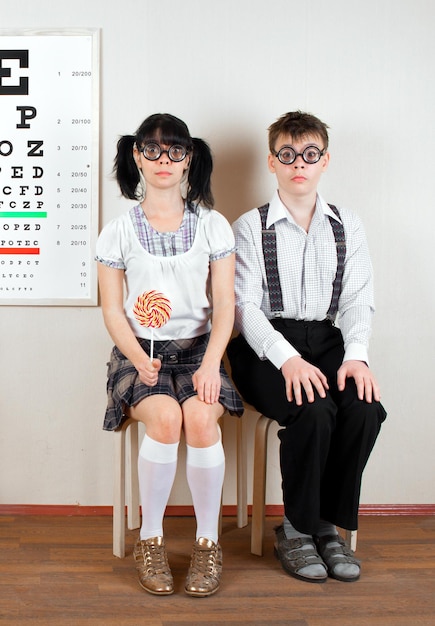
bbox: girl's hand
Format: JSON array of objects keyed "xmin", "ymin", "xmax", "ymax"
[
  {"xmin": 136, "ymin": 357, "xmax": 162, "ymax": 387},
  {"xmin": 192, "ymin": 363, "xmax": 222, "ymax": 405}
]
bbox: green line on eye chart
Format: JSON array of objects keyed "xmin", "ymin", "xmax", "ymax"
[{"xmin": 0, "ymin": 212, "xmax": 48, "ymax": 218}]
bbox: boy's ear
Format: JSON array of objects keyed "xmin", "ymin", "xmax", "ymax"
[
  {"xmin": 321, "ymin": 151, "xmax": 330, "ymax": 171},
  {"xmin": 268, "ymin": 152, "xmax": 276, "ymax": 173}
]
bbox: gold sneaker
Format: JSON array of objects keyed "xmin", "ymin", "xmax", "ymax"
[
  {"xmin": 185, "ymin": 537, "xmax": 223, "ymax": 597},
  {"xmin": 133, "ymin": 536, "xmax": 174, "ymax": 595}
]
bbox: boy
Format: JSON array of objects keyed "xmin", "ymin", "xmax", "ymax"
[{"xmin": 228, "ymin": 111, "xmax": 386, "ymax": 583}]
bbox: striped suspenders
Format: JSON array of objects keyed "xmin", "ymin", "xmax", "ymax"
[{"xmin": 258, "ymin": 203, "xmax": 346, "ymax": 321}]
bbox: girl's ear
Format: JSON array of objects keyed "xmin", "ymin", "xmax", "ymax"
[{"xmin": 133, "ymin": 144, "xmax": 142, "ymax": 169}]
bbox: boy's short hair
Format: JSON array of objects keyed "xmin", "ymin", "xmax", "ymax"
[{"xmin": 268, "ymin": 111, "xmax": 329, "ymax": 153}]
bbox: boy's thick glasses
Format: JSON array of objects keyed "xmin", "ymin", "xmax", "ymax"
[
  {"xmin": 141, "ymin": 142, "xmax": 188, "ymax": 162},
  {"xmin": 273, "ymin": 145, "xmax": 326, "ymax": 165}
]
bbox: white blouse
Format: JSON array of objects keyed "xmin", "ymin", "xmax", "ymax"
[{"xmin": 96, "ymin": 205, "xmax": 235, "ymax": 340}]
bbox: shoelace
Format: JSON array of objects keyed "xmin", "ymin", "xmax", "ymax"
[
  {"xmin": 190, "ymin": 545, "xmax": 217, "ymax": 576},
  {"xmin": 139, "ymin": 542, "xmax": 169, "ymax": 575}
]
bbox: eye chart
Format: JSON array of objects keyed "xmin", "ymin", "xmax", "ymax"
[{"xmin": 0, "ymin": 29, "xmax": 99, "ymax": 305}]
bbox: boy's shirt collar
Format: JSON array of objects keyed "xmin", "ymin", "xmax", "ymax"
[{"xmin": 266, "ymin": 190, "xmax": 342, "ymax": 228}]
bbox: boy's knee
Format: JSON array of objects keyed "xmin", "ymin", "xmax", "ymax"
[
  {"xmin": 357, "ymin": 399, "xmax": 387, "ymax": 431},
  {"xmin": 279, "ymin": 394, "xmax": 337, "ymax": 431}
]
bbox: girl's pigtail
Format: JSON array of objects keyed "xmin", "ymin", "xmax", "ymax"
[
  {"xmin": 113, "ymin": 135, "xmax": 141, "ymax": 199},
  {"xmin": 187, "ymin": 137, "xmax": 214, "ymax": 209}
]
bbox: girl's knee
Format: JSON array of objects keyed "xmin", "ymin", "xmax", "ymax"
[
  {"xmin": 132, "ymin": 399, "xmax": 183, "ymax": 442},
  {"xmin": 155, "ymin": 411, "xmax": 183, "ymax": 441},
  {"xmin": 183, "ymin": 403, "xmax": 222, "ymax": 447}
]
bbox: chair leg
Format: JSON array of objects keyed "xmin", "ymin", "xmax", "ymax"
[
  {"xmin": 126, "ymin": 420, "xmax": 140, "ymax": 530},
  {"xmin": 218, "ymin": 417, "xmax": 225, "ymax": 535},
  {"xmin": 113, "ymin": 417, "xmax": 141, "ymax": 558},
  {"xmin": 218, "ymin": 412, "xmax": 248, "ymax": 533},
  {"xmin": 345, "ymin": 529, "xmax": 358, "ymax": 552},
  {"xmin": 113, "ymin": 423, "xmax": 127, "ymax": 558},
  {"xmin": 236, "ymin": 414, "xmax": 248, "ymax": 528},
  {"xmin": 251, "ymin": 415, "xmax": 273, "ymax": 556}
]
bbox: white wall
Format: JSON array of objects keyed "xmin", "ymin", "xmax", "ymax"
[{"xmin": 1, "ymin": 0, "xmax": 434, "ymax": 509}]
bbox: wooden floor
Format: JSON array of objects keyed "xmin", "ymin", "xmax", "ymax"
[{"xmin": 0, "ymin": 515, "xmax": 434, "ymax": 626}]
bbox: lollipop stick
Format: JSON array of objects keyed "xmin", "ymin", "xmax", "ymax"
[{"xmin": 150, "ymin": 328, "xmax": 154, "ymax": 363}]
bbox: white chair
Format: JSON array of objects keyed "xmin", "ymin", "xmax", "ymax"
[
  {"xmin": 113, "ymin": 413, "xmax": 248, "ymax": 558},
  {"xmin": 250, "ymin": 413, "xmax": 357, "ymax": 556}
]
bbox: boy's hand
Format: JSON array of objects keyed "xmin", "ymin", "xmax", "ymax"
[
  {"xmin": 337, "ymin": 360, "xmax": 380, "ymax": 403},
  {"xmin": 281, "ymin": 356, "xmax": 329, "ymax": 405}
]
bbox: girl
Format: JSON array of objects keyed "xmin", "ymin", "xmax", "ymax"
[{"xmin": 96, "ymin": 113, "xmax": 243, "ymax": 597}]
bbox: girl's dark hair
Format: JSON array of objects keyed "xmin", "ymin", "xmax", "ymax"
[{"xmin": 114, "ymin": 113, "xmax": 214, "ymax": 208}]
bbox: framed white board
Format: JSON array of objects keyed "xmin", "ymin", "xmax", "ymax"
[{"xmin": 0, "ymin": 28, "xmax": 99, "ymax": 305}]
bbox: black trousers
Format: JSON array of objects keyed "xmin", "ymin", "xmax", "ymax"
[{"xmin": 227, "ymin": 319, "xmax": 387, "ymax": 534}]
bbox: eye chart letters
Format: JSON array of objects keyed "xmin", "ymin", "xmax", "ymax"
[{"xmin": 0, "ymin": 29, "xmax": 99, "ymax": 305}]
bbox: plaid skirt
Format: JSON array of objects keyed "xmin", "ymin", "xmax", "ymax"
[{"xmin": 103, "ymin": 333, "xmax": 244, "ymax": 431}]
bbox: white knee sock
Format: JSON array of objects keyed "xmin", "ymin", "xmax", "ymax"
[
  {"xmin": 138, "ymin": 434, "xmax": 179, "ymax": 540},
  {"xmin": 186, "ymin": 439, "xmax": 225, "ymax": 544}
]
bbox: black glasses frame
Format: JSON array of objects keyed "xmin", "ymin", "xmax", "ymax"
[
  {"xmin": 273, "ymin": 145, "xmax": 326, "ymax": 165},
  {"xmin": 141, "ymin": 142, "xmax": 189, "ymax": 162}
]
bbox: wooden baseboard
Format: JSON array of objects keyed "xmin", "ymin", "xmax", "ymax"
[
  {"xmin": 261, "ymin": 504, "xmax": 435, "ymax": 516},
  {"xmin": 0, "ymin": 503, "xmax": 434, "ymax": 517}
]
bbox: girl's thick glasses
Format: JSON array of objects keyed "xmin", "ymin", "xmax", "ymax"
[
  {"xmin": 141, "ymin": 142, "xmax": 188, "ymax": 162},
  {"xmin": 273, "ymin": 145, "xmax": 326, "ymax": 165}
]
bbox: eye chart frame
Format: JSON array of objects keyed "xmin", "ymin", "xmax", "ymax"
[{"xmin": 0, "ymin": 28, "xmax": 99, "ymax": 305}]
